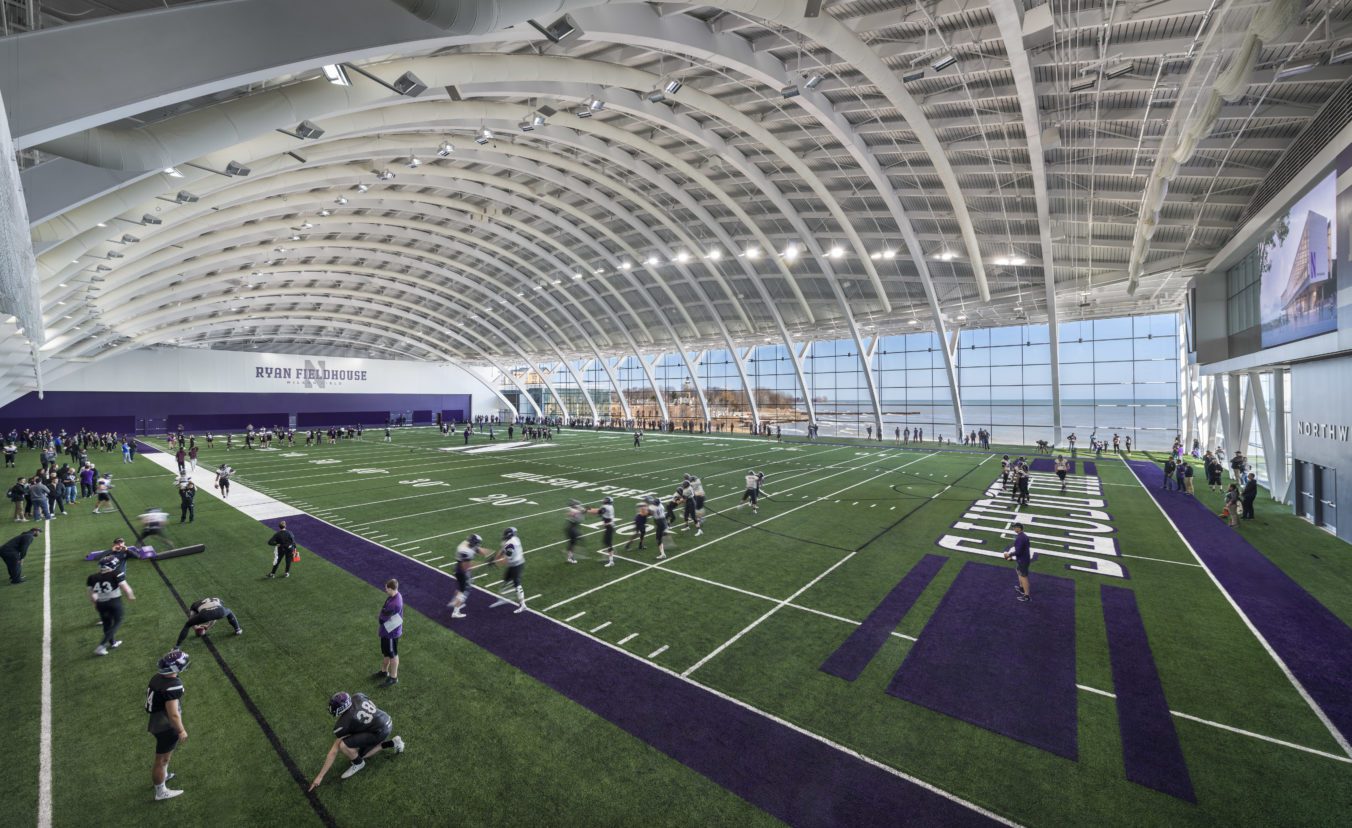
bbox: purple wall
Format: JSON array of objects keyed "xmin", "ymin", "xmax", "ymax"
[{"xmin": 0, "ymin": 391, "xmax": 472, "ymax": 434}]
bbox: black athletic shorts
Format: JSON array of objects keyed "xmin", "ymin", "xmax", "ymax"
[
  {"xmin": 97, "ymin": 493, "xmax": 110, "ymax": 502},
  {"xmin": 152, "ymin": 728, "xmax": 180, "ymax": 754},
  {"xmin": 1056, "ymin": 470, "xmax": 1066, "ymax": 480},
  {"xmin": 743, "ymin": 488, "xmax": 758, "ymax": 503},
  {"xmin": 502, "ymin": 563, "xmax": 523, "ymax": 588},
  {"xmin": 455, "ymin": 567, "xmax": 470, "ymax": 593},
  {"xmin": 1015, "ymin": 556, "xmax": 1030, "ymax": 577},
  {"xmin": 602, "ymin": 523, "xmax": 614, "ymax": 547},
  {"xmin": 343, "ymin": 721, "xmax": 392, "ymax": 756},
  {"xmin": 694, "ymin": 495, "xmax": 705, "ymax": 510},
  {"xmin": 566, "ymin": 524, "xmax": 581, "ymax": 543},
  {"xmin": 380, "ymin": 636, "xmax": 399, "ymax": 658},
  {"xmin": 653, "ymin": 521, "xmax": 667, "ymax": 542}
]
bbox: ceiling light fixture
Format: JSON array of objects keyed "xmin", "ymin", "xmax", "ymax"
[
  {"xmin": 828, "ymin": 246, "xmax": 844, "ymax": 259},
  {"xmin": 745, "ymin": 246, "xmax": 761, "ymax": 259},
  {"xmin": 664, "ymin": 78, "xmax": 683, "ymax": 94},
  {"xmin": 803, "ymin": 73, "xmax": 825, "ymax": 90},
  {"xmin": 163, "ymin": 167, "xmax": 183, "ymax": 178},
  {"xmin": 646, "ymin": 89, "xmax": 667, "ymax": 103},
  {"xmin": 141, "ymin": 214, "xmax": 162, "ymax": 226},
  {"xmin": 589, "ymin": 97, "xmax": 605, "ymax": 112},
  {"xmin": 882, "ymin": 249, "xmax": 895, "ymax": 259},
  {"xmin": 620, "ymin": 261, "xmax": 632, "ymax": 271},
  {"xmin": 518, "ymin": 119, "xmax": 535, "ymax": 132},
  {"xmin": 475, "ymin": 127, "xmax": 494, "ymax": 144},
  {"xmin": 436, "ymin": 140, "xmax": 453, "ymax": 157},
  {"xmin": 335, "ymin": 196, "xmax": 349, "ymax": 205},
  {"xmin": 1274, "ymin": 62, "xmax": 1317, "ymax": 81},
  {"xmin": 779, "ymin": 83, "xmax": 800, "ymax": 98},
  {"xmin": 406, "ymin": 155, "xmax": 422, "ymax": 168},
  {"xmin": 532, "ymin": 112, "xmax": 547, "ymax": 127},
  {"xmin": 1103, "ymin": 61, "xmax": 1134, "ymax": 80},
  {"xmin": 783, "ymin": 243, "xmax": 800, "ymax": 260},
  {"xmin": 932, "ymin": 54, "xmax": 958, "ymax": 72},
  {"xmin": 175, "ymin": 191, "xmax": 199, "ymax": 203},
  {"xmin": 225, "ymin": 160, "xmax": 251, "ymax": 177},
  {"xmin": 527, "ymin": 13, "xmax": 582, "ymax": 45},
  {"xmin": 322, "ymin": 64, "xmax": 350, "ymax": 86},
  {"xmin": 645, "ymin": 255, "xmax": 659, "ymax": 266},
  {"xmin": 934, "ymin": 250, "xmax": 957, "ymax": 261},
  {"xmin": 706, "ymin": 249, "xmax": 721, "ymax": 260},
  {"xmin": 356, "ymin": 183, "xmax": 370, "ymax": 192},
  {"xmin": 675, "ymin": 251, "xmax": 690, "ymax": 263},
  {"xmin": 375, "ymin": 169, "xmax": 395, "ymax": 181},
  {"xmin": 391, "ymin": 71, "xmax": 428, "ymax": 97},
  {"xmin": 1070, "ymin": 76, "xmax": 1098, "ymax": 93}
]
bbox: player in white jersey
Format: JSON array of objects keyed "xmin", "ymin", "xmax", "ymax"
[
  {"xmin": 647, "ymin": 495, "xmax": 668, "ymax": 560},
  {"xmin": 622, "ymin": 499, "xmax": 650, "ymax": 553},
  {"xmin": 489, "ymin": 527, "xmax": 527, "ymax": 613},
  {"xmin": 740, "ymin": 470, "xmax": 765, "ymax": 514},
  {"xmin": 447, "ymin": 534, "xmax": 481, "ymax": 618},
  {"xmin": 689, "ymin": 476, "xmax": 706, "ymax": 536},
  {"xmin": 564, "ymin": 500, "xmax": 585, "ymax": 564},
  {"xmin": 589, "ymin": 497, "xmax": 617, "ymax": 567}
]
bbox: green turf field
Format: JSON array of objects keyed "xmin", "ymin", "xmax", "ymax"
[{"xmin": 4, "ymin": 428, "xmax": 1350, "ymax": 826}]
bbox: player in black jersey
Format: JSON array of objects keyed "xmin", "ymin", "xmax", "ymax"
[
  {"xmin": 623, "ymin": 498, "xmax": 649, "ymax": 552},
  {"xmin": 147, "ymin": 649, "xmax": 189, "ymax": 800},
  {"xmin": 564, "ymin": 500, "xmax": 584, "ymax": 564},
  {"xmin": 89, "ymin": 555, "xmax": 135, "ymax": 655},
  {"xmin": 308, "ymin": 692, "xmax": 404, "ymax": 789},
  {"xmin": 174, "ymin": 596, "xmax": 243, "ymax": 646}
]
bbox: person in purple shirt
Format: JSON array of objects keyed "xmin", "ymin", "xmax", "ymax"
[
  {"xmin": 79, "ymin": 465, "xmax": 96, "ymax": 499},
  {"xmin": 375, "ymin": 579, "xmax": 402, "ymax": 687},
  {"xmin": 1003, "ymin": 522, "xmax": 1034, "ymax": 603}
]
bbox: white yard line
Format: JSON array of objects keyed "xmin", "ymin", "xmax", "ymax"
[
  {"xmin": 565, "ymin": 611, "xmax": 586, "ymax": 622},
  {"xmin": 1074, "ymin": 684, "xmax": 1351, "ymax": 765},
  {"xmin": 590, "ymin": 621, "xmax": 612, "ymax": 633},
  {"xmin": 1124, "ymin": 462, "xmax": 1352, "ymax": 759},
  {"xmin": 647, "ymin": 645, "xmax": 669, "ymax": 659},
  {"xmin": 683, "ymin": 550, "xmax": 860, "ymax": 677},
  {"xmin": 542, "ymin": 453, "xmax": 937, "ymax": 612},
  {"xmin": 618, "ymin": 633, "xmax": 639, "ymax": 646},
  {"xmin": 38, "ymin": 520, "xmax": 53, "ymax": 828},
  {"xmin": 1119, "ymin": 553, "xmax": 1202, "ymax": 568}
]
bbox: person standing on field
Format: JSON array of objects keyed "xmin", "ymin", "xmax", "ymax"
[
  {"xmin": 89, "ymin": 555, "xmax": 135, "ymax": 655},
  {"xmin": 147, "ymin": 649, "xmax": 190, "ymax": 800},
  {"xmin": 1003, "ymin": 523, "xmax": 1033, "ymax": 603},
  {"xmin": 376, "ymin": 579, "xmax": 403, "ymax": 686},
  {"xmin": 266, "ymin": 520, "xmax": 297, "ymax": 578}
]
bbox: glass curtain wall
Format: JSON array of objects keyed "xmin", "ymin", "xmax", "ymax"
[{"xmin": 504, "ymin": 312, "xmax": 1181, "ymax": 446}]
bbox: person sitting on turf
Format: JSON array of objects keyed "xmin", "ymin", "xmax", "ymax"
[
  {"xmin": 308, "ymin": 692, "xmax": 404, "ymax": 790},
  {"xmin": 174, "ymin": 596, "xmax": 243, "ymax": 646}
]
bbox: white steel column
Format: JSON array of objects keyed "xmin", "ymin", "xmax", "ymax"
[{"xmin": 1272, "ymin": 368, "xmax": 1290, "ymax": 503}]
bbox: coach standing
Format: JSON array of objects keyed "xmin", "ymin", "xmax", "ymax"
[
  {"xmin": 1003, "ymin": 523, "xmax": 1033, "ymax": 603},
  {"xmin": 376, "ymin": 579, "xmax": 403, "ymax": 687},
  {"xmin": 0, "ymin": 527, "xmax": 40, "ymax": 584},
  {"xmin": 266, "ymin": 520, "xmax": 297, "ymax": 579}
]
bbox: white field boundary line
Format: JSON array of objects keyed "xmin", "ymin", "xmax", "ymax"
[
  {"xmin": 684, "ymin": 549, "xmax": 860, "ymax": 677},
  {"xmin": 38, "ymin": 519, "xmax": 53, "ymax": 828},
  {"xmin": 488, "ymin": 447, "xmax": 899, "ymax": 572},
  {"xmin": 346, "ymin": 440, "xmax": 798, "ymax": 529},
  {"xmin": 1123, "ymin": 462, "xmax": 1352, "ymax": 759},
  {"xmin": 542, "ymin": 453, "xmax": 938, "ymax": 612},
  {"xmin": 417, "ymin": 444, "xmax": 859, "ymax": 551}
]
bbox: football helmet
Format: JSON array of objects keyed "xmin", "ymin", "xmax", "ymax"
[
  {"xmin": 157, "ymin": 649, "xmax": 190, "ymax": 675},
  {"xmin": 602, "ymin": 496, "xmax": 614, "ymax": 505},
  {"xmin": 467, "ymin": 533, "xmax": 482, "ymax": 548},
  {"xmin": 502, "ymin": 526, "xmax": 517, "ymax": 540},
  {"xmin": 328, "ymin": 692, "xmax": 353, "ymax": 717},
  {"xmin": 97, "ymin": 553, "xmax": 120, "ymax": 572}
]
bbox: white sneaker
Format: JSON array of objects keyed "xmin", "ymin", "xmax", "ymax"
[
  {"xmin": 566, "ymin": 558, "xmax": 577, "ymax": 564},
  {"xmin": 94, "ymin": 645, "xmax": 108, "ymax": 656},
  {"xmin": 112, "ymin": 640, "xmax": 123, "ymax": 649},
  {"xmin": 695, "ymin": 529, "xmax": 703, "ymax": 536},
  {"xmin": 604, "ymin": 560, "xmax": 614, "ymax": 568},
  {"xmin": 656, "ymin": 553, "xmax": 666, "ymax": 560},
  {"xmin": 154, "ymin": 787, "xmax": 184, "ymax": 801},
  {"xmin": 392, "ymin": 735, "xmax": 404, "ymax": 753},
  {"xmin": 340, "ymin": 760, "xmax": 366, "ymax": 779},
  {"xmin": 451, "ymin": 609, "xmax": 465, "ymax": 619},
  {"xmin": 513, "ymin": 604, "xmax": 526, "ymax": 614},
  {"xmin": 490, "ymin": 597, "xmax": 510, "ymax": 608}
]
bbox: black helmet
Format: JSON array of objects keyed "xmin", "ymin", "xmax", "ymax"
[
  {"xmin": 502, "ymin": 526, "xmax": 517, "ymax": 540},
  {"xmin": 467, "ymin": 533, "xmax": 482, "ymax": 547}
]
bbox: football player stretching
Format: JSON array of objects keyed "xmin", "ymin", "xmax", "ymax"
[{"xmin": 308, "ymin": 692, "xmax": 404, "ymax": 789}]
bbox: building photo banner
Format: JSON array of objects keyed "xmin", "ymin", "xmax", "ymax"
[{"xmin": 1258, "ymin": 171, "xmax": 1338, "ymax": 349}]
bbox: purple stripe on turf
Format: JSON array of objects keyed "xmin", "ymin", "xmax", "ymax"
[
  {"xmin": 1101, "ymin": 585, "xmax": 1195, "ymax": 802},
  {"xmin": 1068, "ymin": 461, "xmax": 1076, "ymax": 474},
  {"xmin": 1126, "ymin": 460, "xmax": 1352, "ymax": 751},
  {"xmin": 1029, "ymin": 458, "xmax": 1054, "ymax": 472},
  {"xmin": 887, "ymin": 561, "xmax": 1078, "ymax": 759},
  {"xmin": 820, "ymin": 555, "xmax": 947, "ymax": 681},
  {"xmin": 264, "ymin": 514, "xmax": 1000, "ymax": 827},
  {"xmin": 1083, "ymin": 461, "xmax": 1097, "ymax": 476},
  {"xmin": 134, "ymin": 441, "xmax": 161, "ymax": 454}
]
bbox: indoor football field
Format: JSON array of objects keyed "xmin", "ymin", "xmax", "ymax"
[{"xmin": 3, "ymin": 428, "xmax": 1351, "ymax": 827}]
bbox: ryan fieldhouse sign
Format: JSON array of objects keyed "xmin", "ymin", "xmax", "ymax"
[{"xmin": 255, "ymin": 359, "xmax": 368, "ymax": 388}]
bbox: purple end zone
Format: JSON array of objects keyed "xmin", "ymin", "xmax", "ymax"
[
  {"xmin": 1083, "ymin": 461, "xmax": 1097, "ymax": 476},
  {"xmin": 1030, "ymin": 458, "xmax": 1054, "ymax": 472},
  {"xmin": 1101, "ymin": 585, "xmax": 1195, "ymax": 802},
  {"xmin": 265, "ymin": 514, "xmax": 1001, "ymax": 827},
  {"xmin": 887, "ymin": 561, "xmax": 1079, "ymax": 760},
  {"xmin": 1126, "ymin": 460, "xmax": 1352, "ymax": 753},
  {"xmin": 821, "ymin": 554, "xmax": 946, "ymax": 681},
  {"xmin": 134, "ymin": 440, "xmax": 161, "ymax": 454}
]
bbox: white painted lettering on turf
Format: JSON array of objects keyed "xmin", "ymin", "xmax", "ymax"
[{"xmin": 501, "ymin": 470, "xmax": 654, "ymax": 500}]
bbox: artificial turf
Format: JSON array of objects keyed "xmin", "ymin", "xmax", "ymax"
[{"xmin": 3, "ymin": 428, "xmax": 1350, "ymax": 826}]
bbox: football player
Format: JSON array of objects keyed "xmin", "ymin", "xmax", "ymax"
[
  {"xmin": 1054, "ymin": 455, "xmax": 1070, "ymax": 493},
  {"xmin": 489, "ymin": 527, "xmax": 527, "ymax": 613},
  {"xmin": 564, "ymin": 500, "xmax": 584, "ymax": 564},
  {"xmin": 89, "ymin": 554, "xmax": 135, "ymax": 655},
  {"xmin": 740, "ymin": 470, "xmax": 762, "ymax": 514},
  {"xmin": 689, "ymin": 475, "xmax": 706, "ymax": 536},
  {"xmin": 447, "ymin": 534, "xmax": 481, "ymax": 619},
  {"xmin": 214, "ymin": 463, "xmax": 233, "ymax": 499},
  {"xmin": 174, "ymin": 596, "xmax": 243, "ymax": 646},
  {"xmin": 136, "ymin": 506, "xmax": 172, "ymax": 548},
  {"xmin": 147, "ymin": 649, "xmax": 190, "ymax": 800},
  {"xmin": 623, "ymin": 498, "xmax": 649, "ymax": 552},
  {"xmin": 589, "ymin": 497, "xmax": 617, "ymax": 567},
  {"xmin": 648, "ymin": 495, "xmax": 669, "ymax": 560},
  {"xmin": 308, "ymin": 692, "xmax": 404, "ymax": 789}
]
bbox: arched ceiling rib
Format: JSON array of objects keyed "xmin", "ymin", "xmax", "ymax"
[{"xmin": 7, "ymin": 0, "xmax": 1352, "ymax": 408}]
